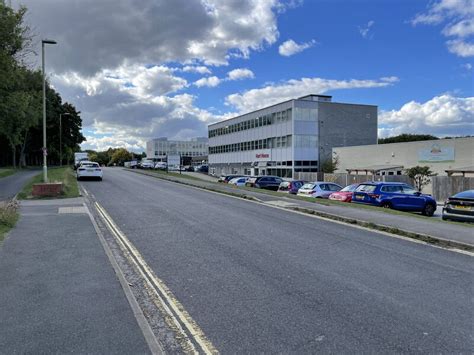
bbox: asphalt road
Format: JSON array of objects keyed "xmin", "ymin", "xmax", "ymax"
[
  {"xmin": 81, "ymin": 168, "xmax": 473, "ymax": 353},
  {"xmin": 0, "ymin": 169, "xmax": 39, "ymax": 201}
]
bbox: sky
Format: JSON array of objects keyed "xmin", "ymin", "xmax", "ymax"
[{"xmin": 12, "ymin": 0, "xmax": 474, "ymax": 152}]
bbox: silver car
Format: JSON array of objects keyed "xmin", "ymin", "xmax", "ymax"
[{"xmin": 297, "ymin": 182, "xmax": 342, "ymax": 198}]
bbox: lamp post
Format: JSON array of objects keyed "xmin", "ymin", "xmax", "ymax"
[
  {"xmin": 59, "ymin": 113, "xmax": 71, "ymax": 167},
  {"xmin": 42, "ymin": 39, "xmax": 57, "ymax": 182}
]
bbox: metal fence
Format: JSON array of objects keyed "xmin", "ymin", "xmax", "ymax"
[{"xmin": 432, "ymin": 176, "xmax": 474, "ymax": 202}]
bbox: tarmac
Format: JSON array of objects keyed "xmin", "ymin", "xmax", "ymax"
[{"xmin": 0, "ymin": 198, "xmax": 152, "ymax": 354}]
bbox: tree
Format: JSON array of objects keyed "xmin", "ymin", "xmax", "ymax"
[
  {"xmin": 378, "ymin": 134, "xmax": 438, "ymax": 144},
  {"xmin": 110, "ymin": 148, "xmax": 132, "ymax": 166},
  {"xmin": 321, "ymin": 152, "xmax": 340, "ymax": 173},
  {"xmin": 405, "ymin": 166, "xmax": 436, "ymax": 192}
]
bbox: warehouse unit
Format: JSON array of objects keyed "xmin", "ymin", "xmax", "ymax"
[{"xmin": 208, "ymin": 95, "xmax": 377, "ymax": 178}]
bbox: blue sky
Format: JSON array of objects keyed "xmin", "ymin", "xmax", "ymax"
[{"xmin": 14, "ymin": 0, "xmax": 473, "ymax": 152}]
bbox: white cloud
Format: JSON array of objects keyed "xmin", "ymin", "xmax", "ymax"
[
  {"xmin": 225, "ymin": 76, "xmax": 399, "ymax": 112},
  {"xmin": 462, "ymin": 63, "xmax": 473, "ymax": 70},
  {"xmin": 194, "ymin": 76, "xmax": 221, "ymax": 87},
  {"xmin": 227, "ymin": 68, "xmax": 255, "ymax": 80},
  {"xmin": 278, "ymin": 39, "xmax": 316, "ymax": 56},
  {"xmin": 359, "ymin": 20, "xmax": 375, "ymax": 39},
  {"xmin": 15, "ymin": 0, "xmax": 282, "ymax": 75},
  {"xmin": 182, "ymin": 65, "xmax": 212, "ymax": 74},
  {"xmin": 411, "ymin": 0, "xmax": 474, "ymax": 57},
  {"xmin": 379, "ymin": 95, "xmax": 474, "ymax": 137}
]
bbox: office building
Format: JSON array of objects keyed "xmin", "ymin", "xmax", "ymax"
[{"xmin": 208, "ymin": 95, "xmax": 377, "ymax": 178}]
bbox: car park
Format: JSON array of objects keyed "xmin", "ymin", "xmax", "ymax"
[
  {"xmin": 278, "ymin": 180, "xmax": 305, "ymax": 194},
  {"xmin": 297, "ymin": 182, "xmax": 342, "ymax": 198},
  {"xmin": 442, "ymin": 190, "xmax": 474, "ymax": 222},
  {"xmin": 329, "ymin": 183, "xmax": 359, "ymax": 202},
  {"xmin": 352, "ymin": 182, "xmax": 437, "ymax": 216},
  {"xmin": 228, "ymin": 176, "xmax": 249, "ymax": 187},
  {"xmin": 245, "ymin": 176, "xmax": 283, "ymax": 191},
  {"xmin": 77, "ymin": 161, "xmax": 103, "ymax": 181}
]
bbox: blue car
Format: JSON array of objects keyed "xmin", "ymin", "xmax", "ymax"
[{"xmin": 352, "ymin": 182, "xmax": 437, "ymax": 216}]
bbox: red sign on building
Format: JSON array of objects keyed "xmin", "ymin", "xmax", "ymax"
[{"xmin": 256, "ymin": 153, "xmax": 270, "ymax": 158}]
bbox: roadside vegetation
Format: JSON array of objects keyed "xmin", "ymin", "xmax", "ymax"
[
  {"xmin": 0, "ymin": 168, "xmax": 17, "ymax": 179},
  {"xmin": 17, "ymin": 167, "xmax": 79, "ymax": 199},
  {"xmin": 0, "ymin": 199, "xmax": 19, "ymax": 242}
]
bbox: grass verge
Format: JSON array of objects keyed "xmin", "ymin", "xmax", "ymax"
[
  {"xmin": 0, "ymin": 200, "xmax": 19, "ymax": 243},
  {"xmin": 17, "ymin": 167, "xmax": 80, "ymax": 199},
  {"xmin": 0, "ymin": 168, "xmax": 17, "ymax": 179}
]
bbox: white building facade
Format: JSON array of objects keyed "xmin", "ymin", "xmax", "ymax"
[
  {"xmin": 146, "ymin": 137, "xmax": 208, "ymax": 161},
  {"xmin": 208, "ymin": 95, "xmax": 377, "ymax": 178}
]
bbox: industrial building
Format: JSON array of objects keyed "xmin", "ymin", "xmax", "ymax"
[
  {"xmin": 146, "ymin": 137, "xmax": 208, "ymax": 162},
  {"xmin": 208, "ymin": 95, "xmax": 377, "ymax": 178},
  {"xmin": 333, "ymin": 137, "xmax": 474, "ymax": 177}
]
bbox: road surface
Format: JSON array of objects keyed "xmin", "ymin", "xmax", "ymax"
[
  {"xmin": 0, "ymin": 169, "xmax": 39, "ymax": 201},
  {"xmin": 80, "ymin": 168, "xmax": 473, "ymax": 353}
]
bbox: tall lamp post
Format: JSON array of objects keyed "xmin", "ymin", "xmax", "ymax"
[
  {"xmin": 42, "ymin": 39, "xmax": 57, "ymax": 182},
  {"xmin": 59, "ymin": 113, "xmax": 71, "ymax": 167}
]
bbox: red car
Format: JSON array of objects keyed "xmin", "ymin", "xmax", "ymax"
[{"xmin": 329, "ymin": 184, "xmax": 359, "ymax": 202}]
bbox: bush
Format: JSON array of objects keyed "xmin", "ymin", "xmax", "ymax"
[{"xmin": 0, "ymin": 199, "xmax": 19, "ymax": 228}]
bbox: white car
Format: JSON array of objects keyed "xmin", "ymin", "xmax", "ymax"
[
  {"xmin": 77, "ymin": 162, "xmax": 103, "ymax": 181},
  {"xmin": 154, "ymin": 162, "xmax": 167, "ymax": 170},
  {"xmin": 228, "ymin": 176, "xmax": 249, "ymax": 187}
]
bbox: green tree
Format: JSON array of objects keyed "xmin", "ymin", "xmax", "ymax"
[
  {"xmin": 405, "ymin": 166, "xmax": 437, "ymax": 192},
  {"xmin": 378, "ymin": 134, "xmax": 438, "ymax": 144},
  {"xmin": 110, "ymin": 148, "xmax": 132, "ymax": 166},
  {"xmin": 321, "ymin": 152, "xmax": 340, "ymax": 173}
]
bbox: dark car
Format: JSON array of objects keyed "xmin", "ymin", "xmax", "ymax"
[
  {"xmin": 352, "ymin": 182, "xmax": 437, "ymax": 216},
  {"xmin": 218, "ymin": 174, "xmax": 244, "ymax": 183},
  {"xmin": 246, "ymin": 176, "xmax": 283, "ymax": 191},
  {"xmin": 442, "ymin": 190, "xmax": 474, "ymax": 222},
  {"xmin": 278, "ymin": 180, "xmax": 305, "ymax": 194}
]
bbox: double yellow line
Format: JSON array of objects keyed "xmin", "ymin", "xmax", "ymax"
[{"xmin": 95, "ymin": 202, "xmax": 217, "ymax": 355}]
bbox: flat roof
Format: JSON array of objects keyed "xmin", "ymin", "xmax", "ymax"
[{"xmin": 346, "ymin": 165, "xmax": 404, "ymax": 173}]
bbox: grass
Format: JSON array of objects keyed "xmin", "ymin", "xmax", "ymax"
[
  {"xmin": 0, "ymin": 168, "xmax": 17, "ymax": 179},
  {"xmin": 17, "ymin": 167, "xmax": 80, "ymax": 200},
  {"xmin": 0, "ymin": 200, "xmax": 19, "ymax": 243},
  {"xmin": 129, "ymin": 168, "xmax": 205, "ymax": 181}
]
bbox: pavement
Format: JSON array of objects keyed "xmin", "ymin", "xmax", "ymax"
[
  {"xmin": 79, "ymin": 168, "xmax": 474, "ymax": 353},
  {"xmin": 0, "ymin": 169, "xmax": 39, "ymax": 201},
  {"xmin": 0, "ymin": 198, "xmax": 151, "ymax": 354},
  {"xmin": 128, "ymin": 169, "xmax": 474, "ymax": 248}
]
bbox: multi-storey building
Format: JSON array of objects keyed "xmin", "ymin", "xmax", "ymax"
[
  {"xmin": 146, "ymin": 137, "xmax": 208, "ymax": 161},
  {"xmin": 208, "ymin": 95, "xmax": 377, "ymax": 178}
]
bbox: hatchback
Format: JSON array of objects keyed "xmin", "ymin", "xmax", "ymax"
[
  {"xmin": 329, "ymin": 184, "xmax": 359, "ymax": 202},
  {"xmin": 352, "ymin": 182, "xmax": 437, "ymax": 216},
  {"xmin": 228, "ymin": 176, "xmax": 249, "ymax": 187},
  {"xmin": 442, "ymin": 190, "xmax": 474, "ymax": 222},
  {"xmin": 297, "ymin": 182, "xmax": 342, "ymax": 198},
  {"xmin": 77, "ymin": 162, "xmax": 103, "ymax": 181},
  {"xmin": 246, "ymin": 176, "xmax": 283, "ymax": 191},
  {"xmin": 278, "ymin": 180, "xmax": 305, "ymax": 194}
]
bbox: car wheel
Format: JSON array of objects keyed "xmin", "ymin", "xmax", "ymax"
[
  {"xmin": 76, "ymin": 176, "xmax": 80, "ymax": 181},
  {"xmin": 98, "ymin": 177, "xmax": 103, "ymax": 181},
  {"xmin": 381, "ymin": 201, "xmax": 392, "ymax": 209},
  {"xmin": 422, "ymin": 203, "xmax": 436, "ymax": 217}
]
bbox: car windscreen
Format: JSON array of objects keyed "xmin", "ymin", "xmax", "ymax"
[
  {"xmin": 341, "ymin": 184, "xmax": 358, "ymax": 192},
  {"xmin": 82, "ymin": 163, "xmax": 98, "ymax": 167},
  {"xmin": 453, "ymin": 190, "xmax": 474, "ymax": 199},
  {"xmin": 301, "ymin": 183, "xmax": 315, "ymax": 189},
  {"xmin": 355, "ymin": 184, "xmax": 376, "ymax": 193}
]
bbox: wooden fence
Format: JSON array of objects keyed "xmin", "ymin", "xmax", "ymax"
[{"xmin": 432, "ymin": 176, "xmax": 474, "ymax": 202}]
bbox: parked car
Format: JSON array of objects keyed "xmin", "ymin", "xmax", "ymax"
[
  {"xmin": 228, "ymin": 176, "xmax": 249, "ymax": 187},
  {"xmin": 154, "ymin": 162, "xmax": 167, "ymax": 170},
  {"xmin": 139, "ymin": 160, "xmax": 154, "ymax": 169},
  {"xmin": 352, "ymin": 182, "xmax": 437, "ymax": 216},
  {"xmin": 218, "ymin": 174, "xmax": 244, "ymax": 183},
  {"xmin": 329, "ymin": 183, "xmax": 359, "ymax": 202},
  {"xmin": 297, "ymin": 182, "xmax": 342, "ymax": 198},
  {"xmin": 194, "ymin": 165, "xmax": 209, "ymax": 173},
  {"xmin": 442, "ymin": 190, "xmax": 474, "ymax": 222},
  {"xmin": 278, "ymin": 180, "xmax": 305, "ymax": 194},
  {"xmin": 77, "ymin": 161, "xmax": 103, "ymax": 181},
  {"xmin": 245, "ymin": 176, "xmax": 283, "ymax": 191}
]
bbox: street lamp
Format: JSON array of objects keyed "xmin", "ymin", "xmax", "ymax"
[
  {"xmin": 42, "ymin": 38, "xmax": 57, "ymax": 182},
  {"xmin": 59, "ymin": 113, "xmax": 71, "ymax": 167}
]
